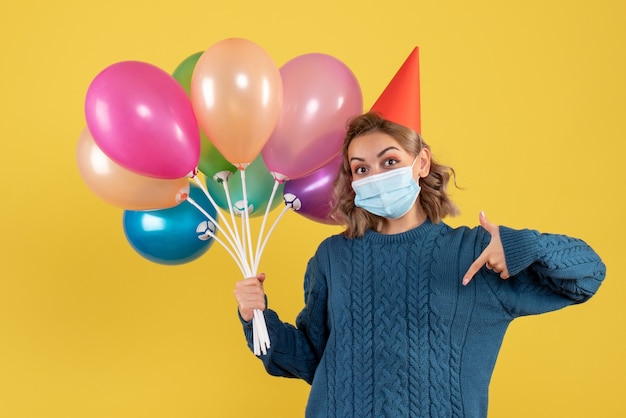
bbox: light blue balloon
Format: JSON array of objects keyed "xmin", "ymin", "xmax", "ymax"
[{"xmin": 123, "ymin": 184, "xmax": 218, "ymax": 265}]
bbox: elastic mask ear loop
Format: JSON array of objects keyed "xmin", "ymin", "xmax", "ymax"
[
  {"xmin": 410, "ymin": 156, "xmax": 419, "ymax": 182},
  {"xmin": 413, "ymin": 133, "xmax": 425, "ymax": 178}
]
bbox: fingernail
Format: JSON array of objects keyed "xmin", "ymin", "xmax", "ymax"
[
  {"xmin": 480, "ymin": 210, "xmax": 486, "ymax": 219},
  {"xmin": 462, "ymin": 277, "xmax": 469, "ymax": 286}
]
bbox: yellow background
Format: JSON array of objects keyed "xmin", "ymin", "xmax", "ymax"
[{"xmin": 1, "ymin": 0, "xmax": 624, "ymax": 417}]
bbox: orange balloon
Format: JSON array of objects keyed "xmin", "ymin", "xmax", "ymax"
[
  {"xmin": 190, "ymin": 38, "xmax": 283, "ymax": 168},
  {"xmin": 76, "ymin": 128, "xmax": 190, "ymax": 210}
]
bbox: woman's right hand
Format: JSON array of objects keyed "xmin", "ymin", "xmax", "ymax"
[{"xmin": 234, "ymin": 273, "xmax": 266, "ymax": 322}]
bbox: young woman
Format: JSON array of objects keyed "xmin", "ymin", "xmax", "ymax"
[{"xmin": 234, "ymin": 111, "xmax": 606, "ymax": 418}]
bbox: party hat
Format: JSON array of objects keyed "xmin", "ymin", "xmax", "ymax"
[{"xmin": 370, "ymin": 47, "xmax": 421, "ymax": 134}]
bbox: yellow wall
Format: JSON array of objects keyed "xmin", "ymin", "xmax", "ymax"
[{"xmin": 1, "ymin": 0, "xmax": 624, "ymax": 416}]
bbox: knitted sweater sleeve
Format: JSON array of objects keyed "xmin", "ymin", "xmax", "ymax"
[
  {"xmin": 481, "ymin": 226, "xmax": 606, "ymax": 317},
  {"xmin": 240, "ymin": 247, "xmax": 329, "ymax": 384}
]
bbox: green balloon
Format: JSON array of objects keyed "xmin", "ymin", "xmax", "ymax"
[
  {"xmin": 172, "ymin": 51, "xmax": 203, "ymax": 96},
  {"xmin": 206, "ymin": 154, "xmax": 284, "ymax": 218},
  {"xmin": 172, "ymin": 52, "xmax": 236, "ymax": 178},
  {"xmin": 198, "ymin": 140, "xmax": 235, "ymax": 179}
]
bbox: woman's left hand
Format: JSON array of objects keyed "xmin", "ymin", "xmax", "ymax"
[{"xmin": 462, "ymin": 211, "xmax": 510, "ymax": 285}]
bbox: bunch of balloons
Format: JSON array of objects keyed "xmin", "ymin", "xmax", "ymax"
[{"xmin": 77, "ymin": 38, "xmax": 363, "ymax": 355}]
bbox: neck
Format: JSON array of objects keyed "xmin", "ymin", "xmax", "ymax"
[{"xmin": 379, "ymin": 204, "xmax": 428, "ymax": 235}]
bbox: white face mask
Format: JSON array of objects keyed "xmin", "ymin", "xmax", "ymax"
[{"xmin": 351, "ymin": 158, "xmax": 421, "ymax": 219}]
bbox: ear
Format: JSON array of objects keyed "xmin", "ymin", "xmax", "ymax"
[{"xmin": 415, "ymin": 147, "xmax": 431, "ymax": 178}]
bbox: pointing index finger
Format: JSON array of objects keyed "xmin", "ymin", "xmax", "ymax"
[{"xmin": 463, "ymin": 251, "xmax": 488, "ymax": 286}]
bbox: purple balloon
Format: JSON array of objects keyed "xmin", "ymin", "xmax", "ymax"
[
  {"xmin": 262, "ymin": 53, "xmax": 362, "ymax": 181},
  {"xmin": 283, "ymin": 153, "xmax": 343, "ymax": 225},
  {"xmin": 85, "ymin": 61, "xmax": 200, "ymax": 179}
]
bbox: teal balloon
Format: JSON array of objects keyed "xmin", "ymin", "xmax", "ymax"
[
  {"xmin": 123, "ymin": 184, "xmax": 218, "ymax": 265},
  {"xmin": 172, "ymin": 52, "xmax": 236, "ymax": 178},
  {"xmin": 206, "ymin": 154, "xmax": 284, "ymax": 218}
]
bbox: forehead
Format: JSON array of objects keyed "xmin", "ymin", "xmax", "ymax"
[{"xmin": 347, "ymin": 131, "xmax": 407, "ymax": 159}]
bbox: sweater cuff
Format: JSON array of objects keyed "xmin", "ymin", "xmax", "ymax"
[
  {"xmin": 499, "ymin": 226, "xmax": 540, "ymax": 276},
  {"xmin": 238, "ymin": 309, "xmax": 254, "ymax": 328},
  {"xmin": 237, "ymin": 295, "xmax": 269, "ymax": 328}
]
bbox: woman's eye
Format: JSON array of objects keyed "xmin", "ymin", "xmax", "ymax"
[
  {"xmin": 384, "ymin": 158, "xmax": 399, "ymax": 167},
  {"xmin": 353, "ymin": 166, "xmax": 367, "ymax": 175}
]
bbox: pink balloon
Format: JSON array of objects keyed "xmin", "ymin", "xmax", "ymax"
[
  {"xmin": 85, "ymin": 61, "xmax": 200, "ymax": 179},
  {"xmin": 283, "ymin": 153, "xmax": 343, "ymax": 225},
  {"xmin": 262, "ymin": 53, "xmax": 363, "ymax": 181}
]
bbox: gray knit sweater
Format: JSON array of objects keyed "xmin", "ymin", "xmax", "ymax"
[{"xmin": 241, "ymin": 220, "xmax": 606, "ymax": 417}]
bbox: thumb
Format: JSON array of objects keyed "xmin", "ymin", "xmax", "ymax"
[
  {"xmin": 479, "ymin": 211, "xmax": 498, "ymax": 235},
  {"xmin": 257, "ymin": 272, "xmax": 266, "ymax": 283}
]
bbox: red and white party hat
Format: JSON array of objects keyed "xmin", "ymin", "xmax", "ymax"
[{"xmin": 370, "ymin": 47, "xmax": 421, "ymax": 134}]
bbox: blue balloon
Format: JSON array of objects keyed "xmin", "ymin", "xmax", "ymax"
[{"xmin": 123, "ymin": 184, "xmax": 218, "ymax": 265}]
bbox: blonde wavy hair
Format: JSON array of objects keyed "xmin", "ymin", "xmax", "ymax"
[{"xmin": 330, "ymin": 111, "xmax": 459, "ymax": 238}]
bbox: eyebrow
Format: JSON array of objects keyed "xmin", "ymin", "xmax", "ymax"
[{"xmin": 349, "ymin": 146, "xmax": 401, "ymax": 163}]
